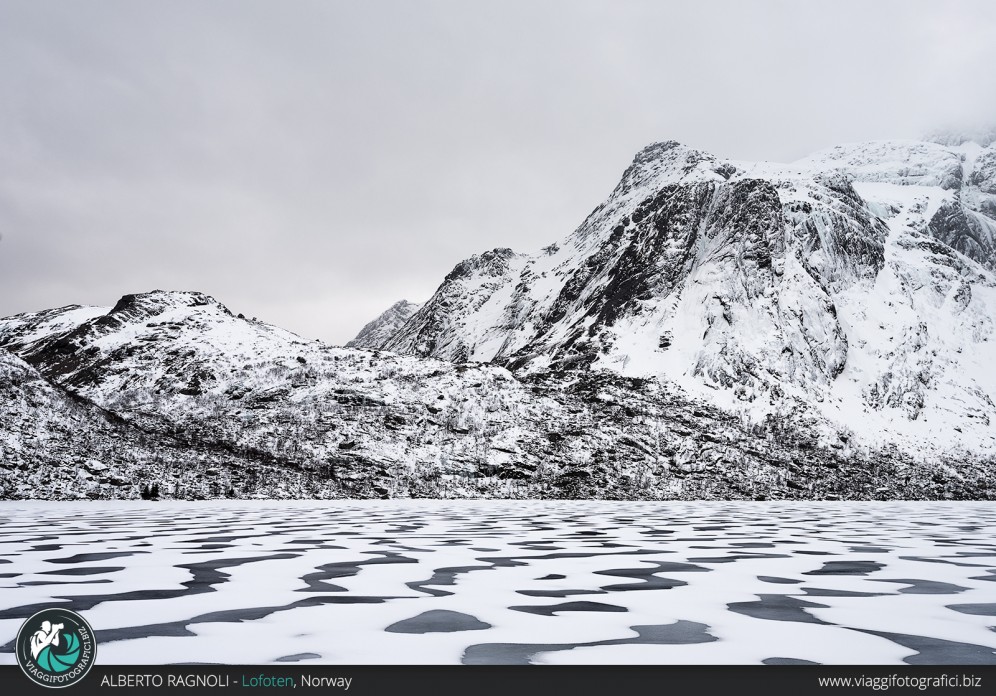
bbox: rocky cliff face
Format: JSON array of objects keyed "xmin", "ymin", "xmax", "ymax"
[{"xmin": 378, "ymin": 136, "xmax": 996, "ymax": 458}]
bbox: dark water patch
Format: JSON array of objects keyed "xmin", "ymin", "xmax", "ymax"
[
  {"xmin": 286, "ymin": 541, "xmax": 348, "ymax": 549},
  {"xmin": 801, "ymin": 587, "xmax": 889, "ymax": 598},
  {"xmin": 516, "ymin": 589, "xmax": 607, "ymax": 598},
  {"xmin": 461, "ymin": 642, "xmax": 563, "ymax": 664},
  {"xmin": 595, "ymin": 562, "xmax": 704, "ymax": 592},
  {"xmin": 46, "ymin": 551, "xmax": 147, "ymax": 564},
  {"xmin": 758, "ymin": 576, "xmax": 802, "ymax": 585},
  {"xmin": 510, "ymin": 601, "xmax": 627, "ymax": 616},
  {"xmin": 854, "ymin": 629, "xmax": 996, "ymax": 665},
  {"xmin": 870, "ymin": 579, "xmax": 970, "ymax": 595},
  {"xmin": 794, "ymin": 551, "xmax": 836, "ymax": 556},
  {"xmin": 19, "ymin": 579, "xmax": 112, "ymax": 587},
  {"xmin": 763, "ymin": 657, "xmax": 820, "ymax": 665},
  {"xmin": 803, "ymin": 561, "xmax": 884, "ymax": 576},
  {"xmin": 970, "ymin": 570, "xmax": 996, "ymax": 582},
  {"xmin": 275, "ymin": 653, "xmax": 321, "ymax": 662},
  {"xmin": 848, "ymin": 547, "xmax": 891, "ymax": 554},
  {"xmin": 184, "ymin": 549, "xmax": 240, "ymax": 555},
  {"xmin": 687, "ymin": 554, "xmax": 790, "ymax": 564},
  {"xmin": 727, "ymin": 595, "xmax": 831, "ymax": 624},
  {"xmin": 597, "ymin": 577, "xmax": 686, "ymax": 592},
  {"xmin": 299, "ymin": 552, "xmax": 419, "ymax": 593},
  {"xmin": 462, "ymin": 621, "xmax": 717, "ymax": 665},
  {"xmin": 730, "ymin": 542, "xmax": 776, "ymax": 549},
  {"xmin": 473, "ymin": 557, "xmax": 528, "ymax": 569},
  {"xmin": 597, "ymin": 561, "xmax": 709, "ymax": 577},
  {"xmin": 589, "ymin": 542, "xmax": 636, "ymax": 549},
  {"xmin": 37, "ymin": 566, "xmax": 125, "ymax": 576},
  {"xmin": 946, "ymin": 604, "xmax": 996, "ymax": 616},
  {"xmin": 537, "ymin": 574, "xmax": 566, "ymax": 580},
  {"xmin": 386, "ymin": 610, "xmax": 491, "ymax": 634},
  {"xmin": 406, "ymin": 566, "xmax": 495, "ymax": 597},
  {"xmin": 496, "ymin": 550, "xmax": 669, "ymax": 563}
]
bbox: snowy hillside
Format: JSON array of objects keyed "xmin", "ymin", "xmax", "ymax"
[
  {"xmin": 5, "ymin": 290, "xmax": 990, "ymax": 501},
  {"xmin": 380, "ymin": 135, "xmax": 996, "ymax": 458},
  {"xmin": 0, "ymin": 346, "xmax": 326, "ymax": 500}
]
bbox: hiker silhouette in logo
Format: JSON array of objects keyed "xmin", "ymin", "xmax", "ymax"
[{"xmin": 30, "ymin": 620, "xmax": 64, "ymax": 660}]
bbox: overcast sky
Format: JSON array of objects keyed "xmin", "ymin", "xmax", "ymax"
[{"xmin": 1, "ymin": 1, "xmax": 995, "ymax": 344}]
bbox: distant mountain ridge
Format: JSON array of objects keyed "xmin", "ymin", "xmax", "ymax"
[{"xmin": 346, "ymin": 300, "xmax": 421, "ymax": 350}]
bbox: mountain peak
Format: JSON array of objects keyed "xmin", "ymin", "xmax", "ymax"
[
  {"xmin": 103, "ymin": 290, "xmax": 232, "ymax": 327},
  {"xmin": 634, "ymin": 139, "xmax": 687, "ymax": 157},
  {"xmin": 630, "ymin": 140, "xmax": 716, "ymax": 167},
  {"xmin": 612, "ymin": 141, "xmax": 726, "ymax": 201},
  {"xmin": 109, "ymin": 290, "xmax": 227, "ymax": 315}
]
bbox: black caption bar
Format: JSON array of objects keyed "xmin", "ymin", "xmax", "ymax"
[{"xmin": 1, "ymin": 665, "xmax": 992, "ymax": 695}]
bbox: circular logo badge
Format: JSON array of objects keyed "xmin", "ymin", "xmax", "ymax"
[{"xmin": 16, "ymin": 609, "xmax": 96, "ymax": 688}]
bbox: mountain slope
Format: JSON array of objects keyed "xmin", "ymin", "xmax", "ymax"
[
  {"xmin": 0, "ymin": 347, "xmax": 328, "ymax": 500},
  {"xmin": 7, "ymin": 290, "xmax": 989, "ymax": 501},
  {"xmin": 381, "ymin": 136, "xmax": 996, "ymax": 457}
]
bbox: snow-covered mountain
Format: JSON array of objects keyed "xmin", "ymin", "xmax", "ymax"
[
  {"xmin": 3, "ymin": 131, "xmax": 996, "ymax": 501},
  {"xmin": 346, "ymin": 300, "xmax": 421, "ymax": 349},
  {"xmin": 380, "ymin": 134, "xmax": 996, "ymax": 458}
]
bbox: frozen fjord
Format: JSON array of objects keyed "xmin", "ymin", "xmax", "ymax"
[{"xmin": 0, "ymin": 500, "xmax": 994, "ymax": 665}]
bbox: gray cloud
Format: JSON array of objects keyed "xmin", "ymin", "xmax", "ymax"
[{"xmin": 1, "ymin": 0, "xmax": 995, "ymax": 343}]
